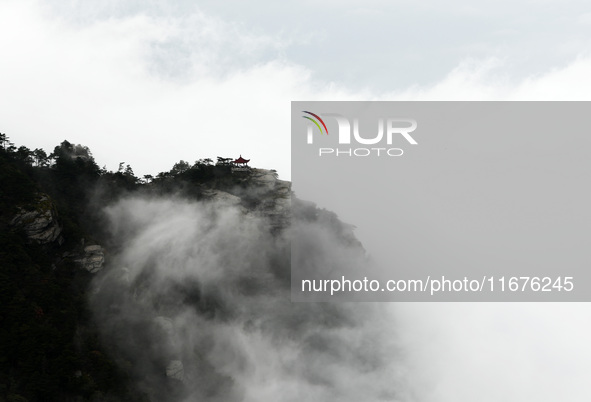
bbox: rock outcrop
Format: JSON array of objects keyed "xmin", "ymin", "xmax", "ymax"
[
  {"xmin": 203, "ymin": 189, "xmax": 245, "ymax": 211},
  {"xmin": 75, "ymin": 245, "xmax": 105, "ymax": 273},
  {"xmin": 10, "ymin": 193, "xmax": 63, "ymax": 244},
  {"xmin": 250, "ymin": 169, "xmax": 291, "ymax": 230},
  {"xmin": 200, "ymin": 169, "xmax": 291, "ymax": 230}
]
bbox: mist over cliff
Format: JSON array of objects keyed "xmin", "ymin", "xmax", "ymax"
[
  {"xmin": 89, "ymin": 189, "xmax": 402, "ymax": 401},
  {"xmin": 4, "ymin": 136, "xmax": 590, "ymax": 402},
  {"xmin": 0, "ymin": 137, "xmax": 406, "ymax": 401}
]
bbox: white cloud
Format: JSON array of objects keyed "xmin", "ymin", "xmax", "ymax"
[
  {"xmin": 392, "ymin": 302, "xmax": 591, "ymax": 402},
  {"xmin": 0, "ymin": 0, "xmax": 342, "ymax": 179},
  {"xmin": 3, "ymin": 0, "xmax": 591, "ymax": 180},
  {"xmin": 382, "ymin": 55, "xmax": 591, "ymax": 101}
]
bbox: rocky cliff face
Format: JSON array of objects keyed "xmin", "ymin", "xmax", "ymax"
[
  {"xmin": 2, "ymin": 140, "xmax": 333, "ymax": 401},
  {"xmin": 10, "ymin": 192, "xmax": 107, "ymax": 273},
  {"xmin": 249, "ymin": 169, "xmax": 291, "ymax": 230},
  {"xmin": 75, "ymin": 244, "xmax": 106, "ymax": 273},
  {"xmin": 86, "ymin": 166, "xmax": 384, "ymax": 402},
  {"xmin": 203, "ymin": 168, "xmax": 291, "ymax": 231},
  {"xmin": 10, "ymin": 193, "xmax": 63, "ymax": 244}
]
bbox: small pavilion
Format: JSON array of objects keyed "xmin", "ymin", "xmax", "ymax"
[
  {"xmin": 232, "ymin": 155, "xmax": 250, "ymax": 171},
  {"xmin": 233, "ymin": 155, "xmax": 250, "ymax": 167}
]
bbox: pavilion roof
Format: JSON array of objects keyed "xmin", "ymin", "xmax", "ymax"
[{"xmin": 233, "ymin": 155, "xmax": 250, "ymax": 164}]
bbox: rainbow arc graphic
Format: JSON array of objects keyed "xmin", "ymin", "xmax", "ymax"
[{"xmin": 302, "ymin": 111, "xmax": 329, "ymax": 138}]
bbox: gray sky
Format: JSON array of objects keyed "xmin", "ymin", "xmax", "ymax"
[
  {"xmin": 3, "ymin": 0, "xmax": 591, "ymax": 179},
  {"xmin": 3, "ymin": 1, "xmax": 591, "ymax": 401}
]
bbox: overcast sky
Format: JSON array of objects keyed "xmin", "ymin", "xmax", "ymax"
[
  {"xmin": 3, "ymin": 0, "xmax": 591, "ymax": 179},
  {"xmin": 3, "ymin": 1, "xmax": 591, "ymax": 401}
]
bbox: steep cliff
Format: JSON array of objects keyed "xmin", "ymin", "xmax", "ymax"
[
  {"xmin": 0, "ymin": 140, "xmax": 375, "ymax": 402},
  {"xmin": 202, "ymin": 168, "xmax": 291, "ymax": 230},
  {"xmin": 10, "ymin": 193, "xmax": 63, "ymax": 244}
]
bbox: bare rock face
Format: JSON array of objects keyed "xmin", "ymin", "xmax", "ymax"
[
  {"xmin": 76, "ymin": 245, "xmax": 105, "ymax": 273},
  {"xmin": 250, "ymin": 169, "xmax": 291, "ymax": 230},
  {"xmin": 202, "ymin": 170, "xmax": 291, "ymax": 229},
  {"xmin": 10, "ymin": 194, "xmax": 63, "ymax": 244},
  {"xmin": 203, "ymin": 189, "xmax": 245, "ymax": 210}
]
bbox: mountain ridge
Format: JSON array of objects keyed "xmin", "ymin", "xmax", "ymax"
[{"xmin": 0, "ymin": 136, "xmax": 377, "ymax": 402}]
